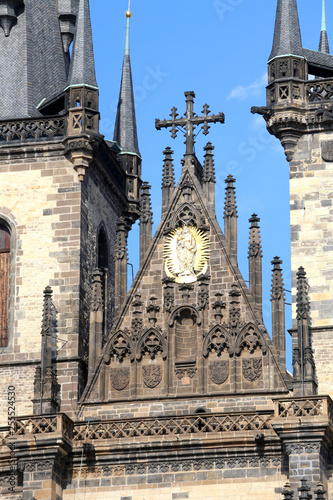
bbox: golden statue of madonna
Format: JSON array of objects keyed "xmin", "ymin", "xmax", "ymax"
[{"xmin": 164, "ymin": 225, "xmax": 210, "ymax": 283}]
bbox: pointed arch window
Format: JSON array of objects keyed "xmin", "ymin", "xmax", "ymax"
[
  {"xmin": 97, "ymin": 227, "xmax": 109, "ymax": 339},
  {"xmin": 98, "ymin": 228, "xmax": 108, "ymax": 270},
  {"xmin": 0, "ymin": 223, "xmax": 10, "ymax": 347}
]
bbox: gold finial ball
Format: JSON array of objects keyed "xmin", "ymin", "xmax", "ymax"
[{"xmin": 126, "ymin": 10, "xmax": 132, "ymax": 18}]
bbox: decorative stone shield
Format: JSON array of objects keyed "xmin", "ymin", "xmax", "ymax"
[
  {"xmin": 242, "ymin": 358, "xmax": 262, "ymax": 382},
  {"xmin": 209, "ymin": 360, "xmax": 229, "ymax": 385},
  {"xmin": 142, "ymin": 365, "xmax": 162, "ymax": 388},
  {"xmin": 110, "ymin": 367, "xmax": 130, "ymax": 391}
]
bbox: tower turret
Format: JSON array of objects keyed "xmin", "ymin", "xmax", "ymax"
[
  {"xmin": 252, "ymin": 0, "xmax": 333, "ymax": 397},
  {"xmin": 65, "ymin": 0, "xmax": 99, "ymax": 182}
]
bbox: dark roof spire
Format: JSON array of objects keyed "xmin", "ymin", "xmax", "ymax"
[
  {"xmin": 319, "ymin": 0, "xmax": 330, "ymax": 54},
  {"xmin": 269, "ymin": 0, "xmax": 304, "ymax": 61},
  {"xmin": 113, "ymin": 6, "xmax": 141, "ymax": 157},
  {"xmin": 67, "ymin": 0, "xmax": 98, "ymax": 89}
]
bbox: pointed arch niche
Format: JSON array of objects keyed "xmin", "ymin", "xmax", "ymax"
[
  {"xmin": 0, "ymin": 215, "xmax": 15, "ymax": 349},
  {"xmin": 97, "ymin": 225, "xmax": 109, "ymax": 339}
]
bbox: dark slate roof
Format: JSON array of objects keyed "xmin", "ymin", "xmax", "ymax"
[
  {"xmin": 0, "ymin": 0, "xmax": 67, "ymax": 119},
  {"xmin": 304, "ymin": 48, "xmax": 333, "ymax": 75},
  {"xmin": 67, "ymin": 0, "xmax": 97, "ymax": 88},
  {"xmin": 57, "ymin": 0, "xmax": 79, "ymax": 15},
  {"xmin": 269, "ymin": 0, "xmax": 304, "ymax": 60},
  {"xmin": 319, "ymin": 30, "xmax": 330, "ymax": 54},
  {"xmin": 113, "ymin": 53, "xmax": 140, "ymax": 156}
]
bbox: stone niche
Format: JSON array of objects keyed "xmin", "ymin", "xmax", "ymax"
[{"xmin": 0, "ymin": 0, "xmax": 24, "ymax": 37}]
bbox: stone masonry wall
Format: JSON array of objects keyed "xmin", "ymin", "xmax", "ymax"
[
  {"xmin": 79, "ymin": 166, "xmax": 123, "ymax": 363},
  {"xmin": 62, "ymin": 471, "xmax": 285, "ymax": 500},
  {"xmin": 290, "ymin": 132, "xmax": 333, "ymax": 397},
  {"xmin": 0, "ymin": 146, "xmax": 83, "ymax": 420}
]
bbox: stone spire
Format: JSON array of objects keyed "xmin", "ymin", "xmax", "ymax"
[
  {"xmin": 113, "ymin": 6, "xmax": 141, "ymax": 220},
  {"xmin": 67, "ymin": 0, "xmax": 97, "ymax": 88},
  {"xmin": 319, "ymin": 0, "xmax": 330, "ymax": 54},
  {"xmin": 248, "ymin": 214, "xmax": 263, "ymax": 318},
  {"xmin": 269, "ymin": 0, "xmax": 304, "ymax": 60},
  {"xmin": 113, "ymin": 8, "xmax": 140, "ymax": 157},
  {"xmin": 293, "ymin": 267, "xmax": 317, "ymax": 396},
  {"xmin": 140, "ymin": 182, "xmax": 153, "ymax": 266},
  {"xmin": 224, "ymin": 175, "xmax": 238, "ymax": 265},
  {"xmin": 161, "ymin": 147, "xmax": 175, "ymax": 217},
  {"xmin": 270, "ymin": 256, "xmax": 286, "ymax": 367},
  {"xmin": 203, "ymin": 142, "xmax": 216, "ymax": 212}
]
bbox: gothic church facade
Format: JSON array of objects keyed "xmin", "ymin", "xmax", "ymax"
[{"xmin": 0, "ymin": 1, "xmax": 332, "ymax": 500}]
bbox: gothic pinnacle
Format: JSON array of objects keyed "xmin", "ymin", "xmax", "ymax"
[{"xmin": 203, "ymin": 142, "xmax": 216, "ymax": 184}]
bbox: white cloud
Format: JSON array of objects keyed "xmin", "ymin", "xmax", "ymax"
[
  {"xmin": 251, "ymin": 115, "xmax": 266, "ymax": 130},
  {"xmin": 227, "ymin": 72, "xmax": 267, "ymax": 101}
]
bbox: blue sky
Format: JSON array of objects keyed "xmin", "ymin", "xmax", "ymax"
[{"xmin": 89, "ymin": 1, "xmax": 332, "ymax": 370}]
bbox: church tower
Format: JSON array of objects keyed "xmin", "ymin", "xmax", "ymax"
[
  {"xmin": 253, "ymin": 0, "xmax": 333, "ymax": 398},
  {"xmin": 0, "ymin": 3, "xmax": 332, "ymax": 500},
  {"xmin": 0, "ymin": 0, "xmax": 140, "ymax": 421}
]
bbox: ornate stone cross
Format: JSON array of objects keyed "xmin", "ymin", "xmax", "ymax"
[{"xmin": 155, "ymin": 91, "xmax": 225, "ymax": 155}]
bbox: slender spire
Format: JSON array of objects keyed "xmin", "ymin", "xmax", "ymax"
[
  {"xmin": 68, "ymin": 0, "xmax": 98, "ymax": 88},
  {"xmin": 114, "ymin": 5, "xmax": 140, "ymax": 156},
  {"xmin": 269, "ymin": 0, "xmax": 304, "ymax": 60},
  {"xmin": 319, "ymin": 0, "xmax": 330, "ymax": 53}
]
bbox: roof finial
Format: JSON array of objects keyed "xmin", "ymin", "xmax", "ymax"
[
  {"xmin": 125, "ymin": 0, "xmax": 132, "ymax": 56},
  {"xmin": 322, "ymin": 0, "xmax": 327, "ymax": 32},
  {"xmin": 319, "ymin": 0, "xmax": 330, "ymax": 53}
]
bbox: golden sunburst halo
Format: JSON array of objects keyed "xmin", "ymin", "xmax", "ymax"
[{"xmin": 164, "ymin": 225, "xmax": 210, "ymax": 283}]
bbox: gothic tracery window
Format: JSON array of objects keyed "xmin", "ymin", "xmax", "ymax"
[{"xmin": 0, "ymin": 223, "xmax": 10, "ymax": 347}]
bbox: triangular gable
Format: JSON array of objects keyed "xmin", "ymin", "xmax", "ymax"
[{"xmin": 82, "ymin": 157, "xmax": 290, "ymax": 404}]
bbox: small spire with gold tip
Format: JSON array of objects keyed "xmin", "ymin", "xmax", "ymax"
[
  {"xmin": 125, "ymin": 0, "xmax": 132, "ymax": 55},
  {"xmin": 113, "ymin": 0, "xmax": 141, "ymax": 157}
]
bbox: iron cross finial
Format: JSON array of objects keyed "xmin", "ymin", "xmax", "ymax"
[{"xmin": 155, "ymin": 91, "xmax": 225, "ymax": 156}]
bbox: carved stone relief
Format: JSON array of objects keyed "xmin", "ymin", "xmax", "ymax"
[
  {"xmin": 142, "ymin": 365, "xmax": 162, "ymax": 388},
  {"xmin": 242, "ymin": 358, "xmax": 262, "ymax": 382},
  {"xmin": 110, "ymin": 367, "xmax": 130, "ymax": 391},
  {"xmin": 209, "ymin": 360, "xmax": 229, "ymax": 385}
]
